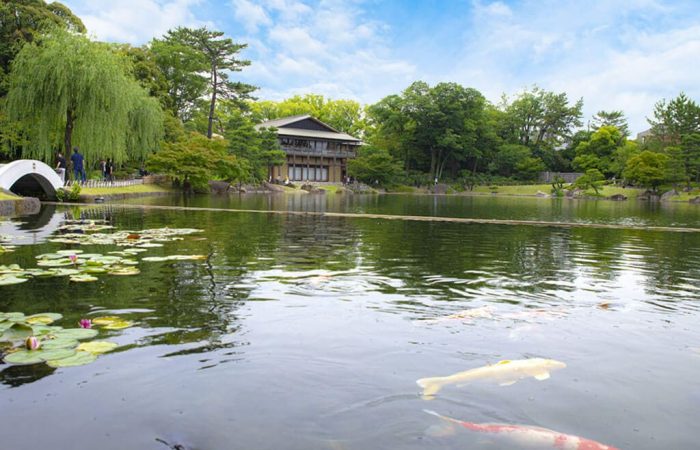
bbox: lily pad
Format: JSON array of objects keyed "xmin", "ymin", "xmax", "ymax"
[
  {"xmin": 102, "ymin": 320, "xmax": 133, "ymax": 330},
  {"xmin": 25, "ymin": 313, "xmax": 63, "ymax": 325},
  {"xmin": 0, "ymin": 275, "xmax": 28, "ymax": 286},
  {"xmin": 47, "ymin": 351, "xmax": 96, "ymax": 368},
  {"xmin": 91, "ymin": 316, "xmax": 122, "ymax": 326},
  {"xmin": 41, "ymin": 337, "xmax": 79, "ymax": 350},
  {"xmin": 3, "ymin": 349, "xmax": 44, "ymax": 365},
  {"xmin": 108, "ymin": 267, "xmax": 140, "ymax": 276},
  {"xmin": 77, "ymin": 341, "xmax": 118, "ymax": 354},
  {"xmin": 56, "ymin": 250, "xmax": 84, "ymax": 255},
  {"xmin": 69, "ymin": 274, "xmax": 98, "ymax": 283},
  {"xmin": 51, "ymin": 268, "xmax": 82, "ymax": 277},
  {"xmin": 4, "ymin": 347, "xmax": 76, "ymax": 365},
  {"xmin": 0, "ymin": 323, "xmax": 33, "ymax": 341},
  {"xmin": 52, "ymin": 328, "xmax": 98, "ymax": 340}
]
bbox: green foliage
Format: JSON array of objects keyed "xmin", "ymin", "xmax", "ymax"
[
  {"xmin": 224, "ymin": 110, "xmax": 285, "ymax": 182},
  {"xmin": 515, "ymin": 156, "xmax": 546, "ymax": 181},
  {"xmin": 572, "ymin": 125, "xmax": 624, "ymax": 176},
  {"xmin": 499, "ymin": 86, "xmax": 583, "ymax": 151},
  {"xmin": 573, "ymin": 169, "xmax": 605, "ymax": 195},
  {"xmin": 155, "ymin": 27, "xmax": 255, "ymax": 138},
  {"xmin": 55, "ymin": 183, "xmax": 80, "ymax": 202},
  {"xmin": 0, "ymin": 0, "xmax": 85, "ymax": 96},
  {"xmin": 146, "ymin": 132, "xmax": 245, "ymax": 191},
  {"xmin": 249, "ymin": 94, "xmax": 366, "ymax": 136},
  {"xmin": 648, "ymin": 93, "xmax": 700, "ymax": 187},
  {"xmin": 6, "ymin": 30, "xmax": 163, "ymax": 163},
  {"xmin": 591, "ymin": 110, "xmax": 630, "ymax": 137},
  {"xmin": 623, "ymin": 151, "xmax": 670, "ymax": 191},
  {"xmin": 550, "ymin": 176, "xmax": 566, "ymax": 196},
  {"xmin": 347, "ymin": 146, "xmax": 402, "ymax": 186},
  {"xmin": 489, "ymin": 144, "xmax": 532, "ymax": 177}
]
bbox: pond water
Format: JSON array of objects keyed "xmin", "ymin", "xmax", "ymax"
[{"xmin": 1, "ymin": 195, "xmax": 700, "ymax": 450}]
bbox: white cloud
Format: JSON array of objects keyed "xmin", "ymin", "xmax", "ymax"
[
  {"xmin": 446, "ymin": 0, "xmax": 700, "ymax": 134},
  {"xmin": 62, "ymin": 0, "xmax": 206, "ymax": 43},
  {"xmin": 232, "ymin": 0, "xmax": 271, "ymax": 33}
]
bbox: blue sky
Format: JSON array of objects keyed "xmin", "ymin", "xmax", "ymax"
[{"xmin": 61, "ymin": 0, "xmax": 700, "ymax": 134}]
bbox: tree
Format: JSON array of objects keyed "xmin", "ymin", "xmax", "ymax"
[
  {"xmin": 146, "ymin": 132, "xmax": 245, "ymax": 190},
  {"xmin": 6, "ymin": 30, "xmax": 163, "ymax": 163},
  {"xmin": 488, "ymin": 144, "xmax": 532, "ymax": 177},
  {"xmin": 573, "ymin": 169, "xmax": 605, "ymax": 194},
  {"xmin": 224, "ymin": 110, "xmax": 285, "ymax": 181},
  {"xmin": 648, "ymin": 93, "xmax": 700, "ymax": 188},
  {"xmin": 347, "ymin": 145, "xmax": 402, "ymax": 185},
  {"xmin": 249, "ymin": 94, "xmax": 366, "ymax": 136},
  {"xmin": 0, "ymin": 0, "xmax": 85, "ymax": 95},
  {"xmin": 623, "ymin": 151, "xmax": 669, "ymax": 192},
  {"xmin": 591, "ymin": 110, "xmax": 629, "ymax": 137},
  {"xmin": 572, "ymin": 125, "xmax": 625, "ymax": 176},
  {"xmin": 500, "ymin": 86, "xmax": 583, "ymax": 152},
  {"xmin": 156, "ymin": 27, "xmax": 255, "ymax": 138}
]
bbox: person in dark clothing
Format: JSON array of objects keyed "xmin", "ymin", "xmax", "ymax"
[
  {"xmin": 71, "ymin": 147, "xmax": 86, "ymax": 183},
  {"xmin": 106, "ymin": 158, "xmax": 114, "ymax": 182},
  {"xmin": 55, "ymin": 152, "xmax": 67, "ymax": 183}
]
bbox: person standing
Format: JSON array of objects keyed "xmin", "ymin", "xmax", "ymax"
[
  {"xmin": 99, "ymin": 158, "xmax": 107, "ymax": 181},
  {"xmin": 55, "ymin": 152, "xmax": 67, "ymax": 183},
  {"xmin": 71, "ymin": 147, "xmax": 86, "ymax": 183},
  {"xmin": 106, "ymin": 158, "xmax": 114, "ymax": 182}
]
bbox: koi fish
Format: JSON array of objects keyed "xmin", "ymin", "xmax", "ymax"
[
  {"xmin": 424, "ymin": 410, "xmax": 619, "ymax": 450},
  {"xmin": 417, "ymin": 358, "xmax": 566, "ymax": 399},
  {"xmin": 422, "ymin": 306, "xmax": 494, "ymax": 324}
]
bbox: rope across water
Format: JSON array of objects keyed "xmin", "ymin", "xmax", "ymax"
[{"xmin": 47, "ymin": 202, "xmax": 700, "ymax": 234}]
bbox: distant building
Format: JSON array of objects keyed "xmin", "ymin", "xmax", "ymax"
[
  {"xmin": 255, "ymin": 115, "xmax": 361, "ymax": 182},
  {"xmin": 636, "ymin": 128, "xmax": 653, "ymax": 144}
]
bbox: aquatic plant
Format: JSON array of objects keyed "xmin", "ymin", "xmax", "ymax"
[{"xmin": 0, "ymin": 311, "xmax": 121, "ymax": 368}]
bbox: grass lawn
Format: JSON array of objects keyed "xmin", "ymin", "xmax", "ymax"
[
  {"xmin": 471, "ymin": 184, "xmax": 554, "ymax": 195},
  {"xmin": 79, "ymin": 184, "xmax": 172, "ymax": 196}
]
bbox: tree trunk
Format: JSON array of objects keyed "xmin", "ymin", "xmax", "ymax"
[
  {"xmin": 64, "ymin": 109, "xmax": 74, "ymax": 155},
  {"xmin": 429, "ymin": 147, "xmax": 437, "ymax": 179},
  {"xmin": 207, "ymin": 67, "xmax": 217, "ymax": 139}
]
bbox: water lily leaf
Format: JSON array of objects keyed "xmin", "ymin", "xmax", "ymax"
[
  {"xmin": 0, "ymin": 312, "xmax": 25, "ymax": 321},
  {"xmin": 47, "ymin": 351, "xmax": 96, "ymax": 368},
  {"xmin": 25, "ymin": 313, "xmax": 63, "ymax": 325},
  {"xmin": 0, "ymin": 321, "xmax": 13, "ymax": 332},
  {"xmin": 102, "ymin": 320, "xmax": 133, "ymax": 330},
  {"xmin": 36, "ymin": 259, "xmax": 74, "ymax": 267},
  {"xmin": 31, "ymin": 325, "xmax": 61, "ymax": 336},
  {"xmin": 4, "ymin": 349, "xmax": 44, "ymax": 365},
  {"xmin": 77, "ymin": 341, "xmax": 118, "ymax": 354},
  {"xmin": 56, "ymin": 250, "xmax": 84, "ymax": 255},
  {"xmin": 91, "ymin": 316, "xmax": 122, "ymax": 326},
  {"xmin": 0, "ymin": 323, "xmax": 33, "ymax": 341},
  {"xmin": 53, "ymin": 328, "xmax": 98, "ymax": 340},
  {"xmin": 51, "ymin": 268, "xmax": 82, "ymax": 277},
  {"xmin": 108, "ymin": 267, "xmax": 140, "ymax": 276},
  {"xmin": 41, "ymin": 337, "xmax": 79, "ymax": 350},
  {"xmin": 0, "ymin": 275, "xmax": 28, "ymax": 286},
  {"xmin": 69, "ymin": 275, "xmax": 98, "ymax": 283}
]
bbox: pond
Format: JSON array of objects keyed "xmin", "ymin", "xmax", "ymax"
[{"xmin": 1, "ymin": 195, "xmax": 699, "ymax": 450}]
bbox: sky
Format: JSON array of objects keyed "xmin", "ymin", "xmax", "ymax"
[{"xmin": 60, "ymin": 0, "xmax": 700, "ymax": 134}]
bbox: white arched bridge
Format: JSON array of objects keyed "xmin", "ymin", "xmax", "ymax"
[{"xmin": 0, "ymin": 159, "xmax": 64, "ymax": 198}]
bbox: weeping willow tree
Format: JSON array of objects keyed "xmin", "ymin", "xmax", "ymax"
[{"xmin": 6, "ymin": 30, "xmax": 163, "ymax": 164}]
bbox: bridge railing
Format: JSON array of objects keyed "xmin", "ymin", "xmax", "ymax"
[{"xmin": 64, "ymin": 178, "xmax": 144, "ymax": 189}]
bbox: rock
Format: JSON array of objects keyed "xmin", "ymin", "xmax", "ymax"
[
  {"xmin": 431, "ymin": 183, "xmax": 448, "ymax": 194},
  {"xmin": 638, "ymin": 190, "xmax": 660, "ymax": 201},
  {"xmin": 660, "ymin": 189, "xmax": 680, "ymax": 202},
  {"xmin": 262, "ymin": 182, "xmax": 284, "ymax": 193},
  {"xmin": 690, "ymin": 196, "xmax": 700, "ymax": 204},
  {"xmin": 208, "ymin": 180, "xmax": 230, "ymax": 194},
  {"xmin": 535, "ymin": 190, "xmax": 549, "ymax": 198},
  {"xmin": 301, "ymin": 183, "xmax": 324, "ymax": 194},
  {"xmin": 608, "ymin": 194, "xmax": 627, "ymax": 201}
]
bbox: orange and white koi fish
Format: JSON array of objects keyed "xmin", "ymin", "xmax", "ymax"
[
  {"xmin": 417, "ymin": 358, "xmax": 566, "ymax": 399},
  {"xmin": 424, "ymin": 410, "xmax": 620, "ymax": 450}
]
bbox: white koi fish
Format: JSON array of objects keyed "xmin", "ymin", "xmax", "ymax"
[
  {"xmin": 424, "ymin": 410, "xmax": 619, "ymax": 450},
  {"xmin": 417, "ymin": 358, "xmax": 566, "ymax": 398}
]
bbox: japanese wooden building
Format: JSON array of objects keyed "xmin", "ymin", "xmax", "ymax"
[{"xmin": 255, "ymin": 115, "xmax": 361, "ymax": 183}]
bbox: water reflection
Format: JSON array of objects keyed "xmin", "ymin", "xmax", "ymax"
[{"xmin": 1, "ymin": 204, "xmax": 699, "ymax": 449}]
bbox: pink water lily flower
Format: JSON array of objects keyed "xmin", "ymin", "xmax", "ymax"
[
  {"xmin": 25, "ymin": 336, "xmax": 41, "ymax": 350},
  {"xmin": 69, "ymin": 254, "xmax": 78, "ymax": 264},
  {"xmin": 78, "ymin": 319, "xmax": 92, "ymax": 329}
]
